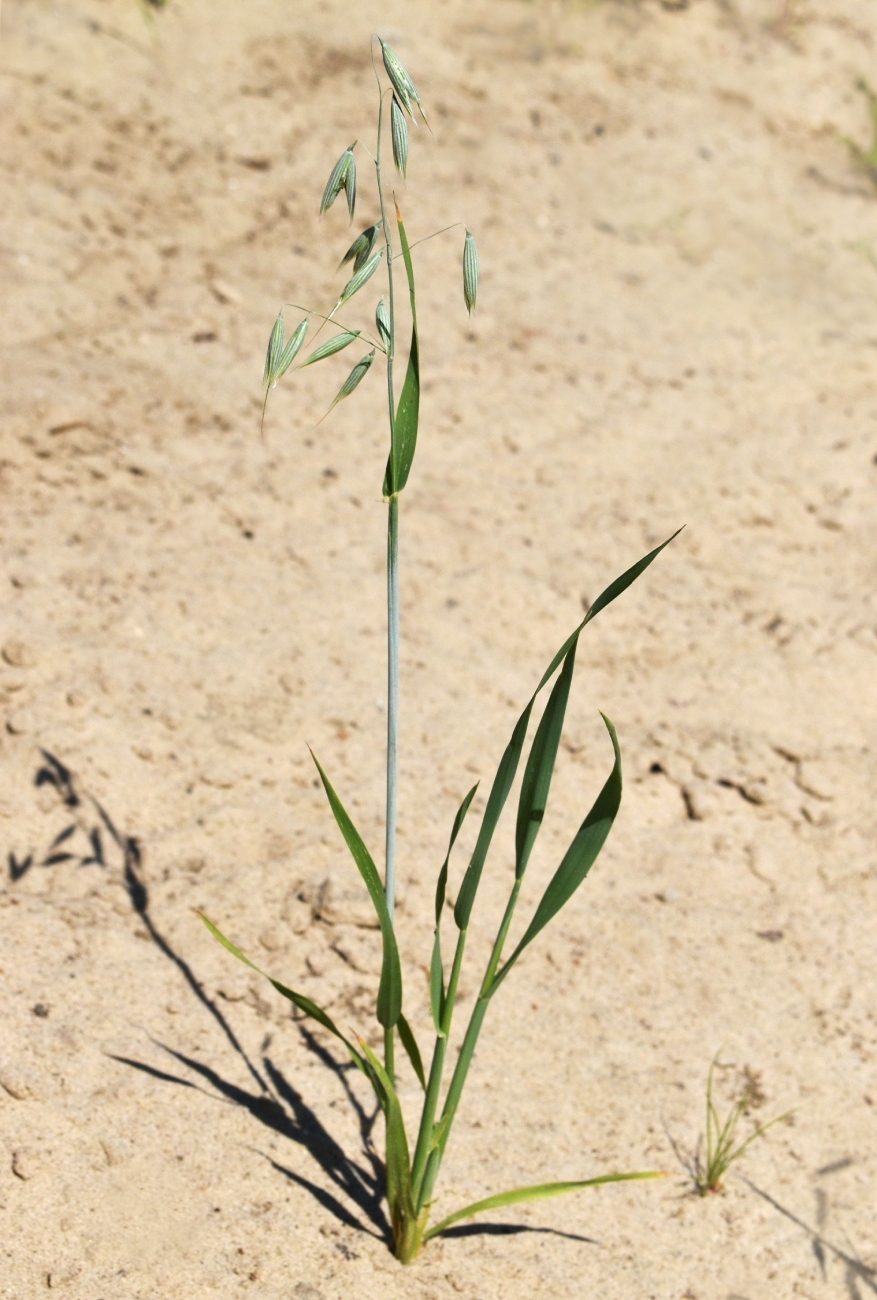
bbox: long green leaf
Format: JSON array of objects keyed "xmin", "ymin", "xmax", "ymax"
[
  {"xmin": 424, "ymin": 1170, "xmax": 665, "ymax": 1240},
  {"xmin": 358, "ymin": 1038, "xmax": 416, "ymax": 1232},
  {"xmin": 582, "ymin": 528, "xmax": 683, "ymax": 626},
  {"xmin": 453, "ymin": 703, "xmax": 535, "ymax": 931},
  {"xmin": 490, "ymin": 714, "xmax": 622, "ymax": 995},
  {"xmin": 310, "ymin": 752, "xmax": 402, "ymax": 1028},
  {"xmin": 397, "ymin": 1013, "xmax": 426, "ymax": 1090},
  {"xmin": 384, "ymin": 204, "xmax": 419, "ymax": 496},
  {"xmin": 197, "ymin": 912, "xmax": 373, "ymax": 1082},
  {"xmin": 431, "ymin": 783, "xmax": 478, "ymax": 1030},
  {"xmin": 453, "ymin": 531, "xmax": 680, "ymax": 932},
  {"xmin": 514, "ymin": 643, "xmax": 576, "ymax": 879}
]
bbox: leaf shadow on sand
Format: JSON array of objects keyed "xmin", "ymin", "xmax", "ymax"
[
  {"xmin": 741, "ymin": 1177, "xmax": 877, "ymax": 1299},
  {"xmin": 14, "ymin": 749, "xmax": 600, "ymax": 1255}
]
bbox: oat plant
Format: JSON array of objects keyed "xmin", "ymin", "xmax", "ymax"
[
  {"xmin": 201, "ymin": 37, "xmax": 675, "ymax": 1263},
  {"xmin": 695, "ymin": 1054, "xmax": 792, "ymax": 1196}
]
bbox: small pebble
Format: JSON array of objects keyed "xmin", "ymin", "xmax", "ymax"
[
  {"xmin": 2, "ymin": 640, "xmax": 35, "ymax": 668},
  {"xmin": 12, "ymin": 1147, "xmax": 40, "ymax": 1180}
]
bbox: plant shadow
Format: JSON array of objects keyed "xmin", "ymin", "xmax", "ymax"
[
  {"xmin": 12, "ymin": 747, "xmax": 606, "ymax": 1257},
  {"xmin": 11, "ymin": 749, "xmax": 391, "ymax": 1245},
  {"xmin": 741, "ymin": 1177, "xmax": 877, "ymax": 1298}
]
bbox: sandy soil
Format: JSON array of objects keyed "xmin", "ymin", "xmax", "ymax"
[{"xmin": 2, "ymin": 0, "xmax": 877, "ymax": 1295}]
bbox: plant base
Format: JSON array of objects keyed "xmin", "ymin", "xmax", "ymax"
[{"xmin": 392, "ymin": 1207, "xmax": 429, "ymax": 1264}]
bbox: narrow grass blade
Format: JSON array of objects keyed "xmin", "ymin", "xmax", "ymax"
[
  {"xmin": 424, "ymin": 1171, "xmax": 665, "ymax": 1240},
  {"xmin": 262, "ymin": 310, "xmax": 284, "ymax": 386},
  {"xmin": 358, "ymin": 1038, "xmax": 416, "ymax": 1227},
  {"xmin": 581, "ymin": 529, "xmax": 683, "ymax": 628},
  {"xmin": 515, "ymin": 643, "xmax": 576, "ymax": 878},
  {"xmin": 336, "ymin": 249, "xmax": 384, "ymax": 310},
  {"xmin": 454, "ymin": 532, "xmax": 679, "ymax": 933},
  {"xmin": 491, "ymin": 715, "xmax": 621, "ymax": 994},
  {"xmin": 323, "ymin": 350, "xmax": 375, "ymax": 418},
  {"xmin": 275, "ymin": 317, "xmax": 309, "ymax": 381},
  {"xmin": 300, "ymin": 330, "xmax": 360, "ymax": 367},
  {"xmin": 397, "ymin": 1013, "xmax": 426, "ymax": 1090},
  {"xmin": 431, "ymin": 784, "xmax": 478, "ymax": 1030},
  {"xmin": 453, "ymin": 703, "xmax": 534, "ymax": 931},
  {"xmin": 310, "ymin": 752, "xmax": 402, "ymax": 1028},
  {"xmin": 428, "ymin": 1111, "xmax": 451, "ymax": 1155},
  {"xmin": 384, "ymin": 204, "xmax": 419, "ymax": 496},
  {"xmin": 726, "ymin": 1110, "xmax": 795, "ymax": 1166},
  {"xmin": 197, "ymin": 913, "xmax": 371, "ymax": 1079}
]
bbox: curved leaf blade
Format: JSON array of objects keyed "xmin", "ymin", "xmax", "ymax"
[
  {"xmin": 453, "ymin": 531, "xmax": 680, "ymax": 931},
  {"xmin": 490, "ymin": 714, "xmax": 622, "ymax": 995},
  {"xmin": 515, "ymin": 643, "xmax": 576, "ymax": 879},
  {"xmin": 358, "ymin": 1038, "xmax": 416, "ymax": 1232},
  {"xmin": 310, "ymin": 752, "xmax": 402, "ymax": 1028},
  {"xmin": 581, "ymin": 528, "xmax": 683, "ymax": 629},
  {"xmin": 453, "ymin": 702, "xmax": 535, "ymax": 931},
  {"xmin": 385, "ymin": 204, "xmax": 419, "ymax": 496},
  {"xmin": 397, "ymin": 1013, "xmax": 426, "ymax": 1091},
  {"xmin": 431, "ymin": 783, "xmax": 478, "ymax": 1029},
  {"xmin": 424, "ymin": 1171, "xmax": 665, "ymax": 1240},
  {"xmin": 197, "ymin": 912, "xmax": 371, "ymax": 1079}
]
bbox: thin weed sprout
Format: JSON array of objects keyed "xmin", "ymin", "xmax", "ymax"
[
  {"xmin": 843, "ymin": 79, "xmax": 877, "ymax": 190},
  {"xmin": 695, "ymin": 1054, "xmax": 793, "ymax": 1197},
  {"xmin": 201, "ymin": 37, "xmax": 677, "ymax": 1263}
]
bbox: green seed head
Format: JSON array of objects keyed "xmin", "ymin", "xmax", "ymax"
[
  {"xmin": 301, "ymin": 330, "xmax": 361, "ymax": 367},
  {"xmin": 340, "ymin": 222, "xmax": 382, "ymax": 273},
  {"xmin": 391, "ymin": 96, "xmax": 409, "ymax": 177},
  {"xmin": 375, "ymin": 298, "xmax": 391, "ymax": 351},
  {"xmin": 263, "ymin": 310, "xmax": 285, "ymax": 387},
  {"xmin": 338, "ymin": 349, "xmax": 376, "ymax": 400},
  {"xmin": 337, "ymin": 249, "xmax": 384, "ymax": 310},
  {"xmin": 275, "ymin": 316, "xmax": 309, "ymax": 382},
  {"xmin": 320, "ymin": 144, "xmax": 357, "ymax": 219},
  {"xmin": 463, "ymin": 229, "xmax": 479, "ymax": 316},
  {"xmin": 325, "ymin": 349, "xmax": 376, "ymax": 417},
  {"xmin": 379, "ymin": 39, "xmax": 427, "ymax": 123}
]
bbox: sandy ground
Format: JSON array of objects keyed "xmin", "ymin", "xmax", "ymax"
[{"xmin": 1, "ymin": 0, "xmax": 877, "ymax": 1295}]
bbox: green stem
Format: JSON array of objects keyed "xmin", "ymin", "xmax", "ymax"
[
  {"xmin": 411, "ymin": 929, "xmax": 468, "ymax": 1208},
  {"xmin": 375, "ymin": 85, "xmax": 399, "ymax": 1082},
  {"xmin": 419, "ymin": 880, "xmax": 523, "ymax": 1207},
  {"xmin": 385, "ymin": 493, "xmax": 399, "ymax": 923}
]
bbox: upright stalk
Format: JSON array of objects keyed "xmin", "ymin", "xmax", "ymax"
[
  {"xmin": 410, "ymin": 927, "xmax": 468, "ymax": 1207},
  {"xmin": 418, "ymin": 879, "xmax": 524, "ymax": 1208},
  {"xmin": 385, "ymin": 496, "xmax": 399, "ymax": 920},
  {"xmin": 374, "ymin": 83, "xmax": 399, "ymax": 1080}
]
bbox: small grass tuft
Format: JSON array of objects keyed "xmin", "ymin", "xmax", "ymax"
[{"xmin": 695, "ymin": 1054, "xmax": 793, "ymax": 1196}]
